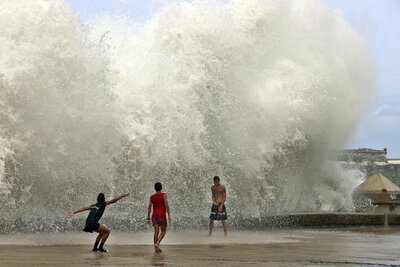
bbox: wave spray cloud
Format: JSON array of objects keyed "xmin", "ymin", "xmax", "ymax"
[{"xmin": 0, "ymin": 0, "xmax": 375, "ymax": 230}]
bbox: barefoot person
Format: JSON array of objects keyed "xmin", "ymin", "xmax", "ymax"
[
  {"xmin": 68, "ymin": 193, "xmax": 129, "ymax": 252},
  {"xmin": 208, "ymin": 176, "xmax": 227, "ymax": 236},
  {"xmin": 147, "ymin": 182, "xmax": 171, "ymax": 252}
]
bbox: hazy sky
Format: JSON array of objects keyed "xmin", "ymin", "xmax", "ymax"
[
  {"xmin": 66, "ymin": 0, "xmax": 400, "ymax": 157},
  {"xmin": 323, "ymin": 0, "xmax": 400, "ymax": 158}
]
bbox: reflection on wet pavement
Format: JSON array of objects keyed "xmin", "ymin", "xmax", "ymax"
[{"xmin": 0, "ymin": 227, "xmax": 399, "ymax": 266}]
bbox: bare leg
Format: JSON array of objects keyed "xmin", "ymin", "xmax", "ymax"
[
  {"xmin": 153, "ymin": 225, "xmax": 160, "ymax": 251},
  {"xmin": 94, "ymin": 224, "xmax": 110, "ymax": 252},
  {"xmin": 100, "ymin": 226, "xmax": 110, "ymax": 243},
  {"xmin": 155, "ymin": 226, "xmax": 167, "ymax": 247},
  {"xmin": 208, "ymin": 220, "xmax": 214, "ymax": 236},
  {"xmin": 92, "ymin": 232, "xmax": 103, "ymax": 251},
  {"xmin": 96, "ymin": 232, "xmax": 103, "ymax": 243},
  {"xmin": 221, "ymin": 220, "xmax": 227, "ymax": 236},
  {"xmin": 95, "ymin": 225, "xmax": 110, "ymax": 243}
]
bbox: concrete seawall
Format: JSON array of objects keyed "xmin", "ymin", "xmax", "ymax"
[
  {"xmin": 1, "ymin": 213, "xmax": 399, "ymax": 233},
  {"xmin": 228, "ymin": 213, "xmax": 400, "ymax": 230}
]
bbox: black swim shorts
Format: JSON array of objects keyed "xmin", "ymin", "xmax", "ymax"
[{"xmin": 210, "ymin": 202, "xmax": 227, "ymax": 220}]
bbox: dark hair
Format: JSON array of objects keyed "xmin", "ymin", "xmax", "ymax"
[
  {"xmin": 97, "ymin": 193, "xmax": 105, "ymax": 203},
  {"xmin": 154, "ymin": 182, "xmax": 162, "ymax": 191},
  {"xmin": 213, "ymin": 176, "xmax": 220, "ymax": 181}
]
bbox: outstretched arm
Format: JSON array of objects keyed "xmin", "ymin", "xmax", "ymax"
[
  {"xmin": 68, "ymin": 206, "xmax": 91, "ymax": 216},
  {"xmin": 147, "ymin": 200, "xmax": 152, "ymax": 226},
  {"xmin": 106, "ymin": 193, "xmax": 129, "ymax": 205},
  {"xmin": 164, "ymin": 194, "xmax": 171, "ymax": 223}
]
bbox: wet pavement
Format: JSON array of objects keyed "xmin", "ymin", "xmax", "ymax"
[{"xmin": 0, "ymin": 227, "xmax": 399, "ymax": 266}]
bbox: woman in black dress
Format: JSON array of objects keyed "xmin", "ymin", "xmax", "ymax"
[{"xmin": 68, "ymin": 193, "xmax": 129, "ymax": 252}]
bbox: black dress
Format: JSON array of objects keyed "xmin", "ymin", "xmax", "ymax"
[{"xmin": 83, "ymin": 201, "xmax": 106, "ymax": 232}]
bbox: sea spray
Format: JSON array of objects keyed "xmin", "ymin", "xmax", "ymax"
[
  {"xmin": 0, "ymin": 0, "xmax": 121, "ymax": 214},
  {"xmin": 99, "ymin": 0, "xmax": 375, "ymax": 215},
  {"xmin": 0, "ymin": 0, "xmax": 375, "ymax": 230}
]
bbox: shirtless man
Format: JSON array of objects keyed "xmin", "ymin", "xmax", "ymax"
[{"xmin": 208, "ymin": 176, "xmax": 227, "ymax": 236}]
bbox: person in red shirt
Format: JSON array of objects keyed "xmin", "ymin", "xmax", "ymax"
[{"xmin": 147, "ymin": 182, "xmax": 171, "ymax": 252}]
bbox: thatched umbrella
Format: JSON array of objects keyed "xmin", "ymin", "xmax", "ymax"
[{"xmin": 353, "ymin": 172, "xmax": 400, "ymax": 210}]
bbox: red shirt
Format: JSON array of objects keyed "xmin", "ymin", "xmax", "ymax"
[{"xmin": 150, "ymin": 192, "xmax": 166, "ymax": 218}]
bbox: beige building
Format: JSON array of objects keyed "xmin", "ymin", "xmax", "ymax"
[{"xmin": 353, "ymin": 172, "xmax": 400, "ymax": 214}]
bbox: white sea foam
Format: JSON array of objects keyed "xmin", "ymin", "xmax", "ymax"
[{"xmin": 0, "ymin": 0, "xmax": 376, "ymax": 225}]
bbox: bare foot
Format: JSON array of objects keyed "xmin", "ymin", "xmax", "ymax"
[
  {"xmin": 207, "ymin": 232, "xmax": 212, "ymax": 237},
  {"xmin": 154, "ymin": 243, "xmax": 162, "ymax": 252}
]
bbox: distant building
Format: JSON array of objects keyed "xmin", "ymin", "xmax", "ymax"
[
  {"xmin": 337, "ymin": 148, "xmax": 388, "ymax": 163},
  {"xmin": 337, "ymin": 147, "xmax": 400, "ymax": 186}
]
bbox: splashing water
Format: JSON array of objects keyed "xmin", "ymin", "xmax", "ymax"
[{"xmin": 0, "ymin": 0, "xmax": 375, "ymax": 230}]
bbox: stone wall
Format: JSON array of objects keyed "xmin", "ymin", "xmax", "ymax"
[
  {"xmin": 0, "ymin": 213, "xmax": 397, "ymax": 233},
  {"xmin": 337, "ymin": 148, "xmax": 388, "ymax": 163},
  {"xmin": 361, "ymin": 162, "xmax": 400, "ymax": 186},
  {"xmin": 337, "ymin": 147, "xmax": 400, "ymax": 186},
  {"xmin": 340, "ymin": 161, "xmax": 400, "ymax": 187}
]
